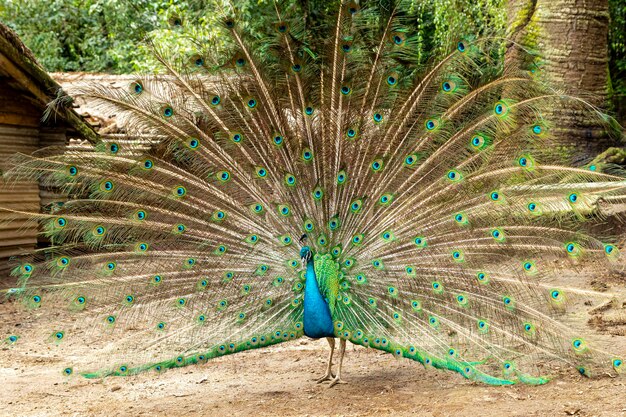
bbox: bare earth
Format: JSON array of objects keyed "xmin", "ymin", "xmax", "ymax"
[
  {"xmin": 2, "ymin": 265, "xmax": 626, "ymax": 417},
  {"xmin": 1, "ymin": 339, "xmax": 626, "ymax": 417}
]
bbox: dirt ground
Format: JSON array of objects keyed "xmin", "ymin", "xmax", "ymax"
[
  {"xmin": 2, "ymin": 265, "xmax": 626, "ymax": 417},
  {"xmin": 1, "ymin": 338, "xmax": 626, "ymax": 417}
]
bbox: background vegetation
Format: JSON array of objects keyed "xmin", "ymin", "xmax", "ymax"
[
  {"xmin": 609, "ymin": 0, "xmax": 626, "ymax": 116},
  {"xmin": 0, "ymin": 0, "xmax": 623, "ymax": 114},
  {"xmin": 0, "ymin": 0, "xmax": 506, "ymax": 73}
]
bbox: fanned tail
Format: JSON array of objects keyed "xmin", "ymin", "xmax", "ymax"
[{"xmin": 2, "ymin": 1, "xmax": 625, "ymax": 384}]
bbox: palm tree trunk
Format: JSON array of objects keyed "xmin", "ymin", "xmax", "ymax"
[{"xmin": 506, "ymin": 0, "xmax": 611, "ymax": 158}]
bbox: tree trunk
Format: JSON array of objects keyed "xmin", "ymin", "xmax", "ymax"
[{"xmin": 506, "ymin": 0, "xmax": 611, "ymax": 158}]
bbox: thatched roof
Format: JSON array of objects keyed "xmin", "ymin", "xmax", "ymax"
[{"xmin": 0, "ymin": 22, "xmax": 98, "ymax": 143}]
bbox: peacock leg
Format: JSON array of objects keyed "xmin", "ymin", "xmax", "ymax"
[
  {"xmin": 328, "ymin": 338, "xmax": 347, "ymax": 388},
  {"xmin": 316, "ymin": 337, "xmax": 336, "ymax": 383}
]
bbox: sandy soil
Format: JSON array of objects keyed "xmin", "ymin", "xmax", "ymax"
[
  {"xmin": 2, "ymin": 338, "xmax": 626, "ymax": 417},
  {"xmin": 2, "ymin": 265, "xmax": 626, "ymax": 417}
]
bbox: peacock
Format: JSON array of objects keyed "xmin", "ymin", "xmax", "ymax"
[{"xmin": 2, "ymin": 1, "xmax": 626, "ymax": 388}]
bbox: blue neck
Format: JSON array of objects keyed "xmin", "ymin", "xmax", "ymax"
[{"xmin": 303, "ymin": 259, "xmax": 335, "ymax": 338}]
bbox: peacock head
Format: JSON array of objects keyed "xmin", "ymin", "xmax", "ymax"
[{"xmin": 299, "ymin": 234, "xmax": 312, "ymax": 264}]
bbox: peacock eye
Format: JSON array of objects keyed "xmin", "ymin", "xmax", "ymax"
[
  {"xmin": 285, "ymin": 174, "xmax": 296, "ymax": 185},
  {"xmin": 494, "ymin": 101, "xmax": 508, "ymax": 116},
  {"xmin": 130, "ymin": 81, "xmax": 143, "ymax": 94},
  {"xmin": 163, "ymin": 106, "xmax": 174, "ymax": 117}
]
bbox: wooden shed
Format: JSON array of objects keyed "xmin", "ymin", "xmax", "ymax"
[{"xmin": 0, "ymin": 23, "xmax": 97, "ymax": 272}]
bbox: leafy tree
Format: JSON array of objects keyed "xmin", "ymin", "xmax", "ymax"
[
  {"xmin": 0, "ymin": 0, "xmax": 505, "ymax": 73},
  {"xmin": 609, "ymin": 0, "xmax": 626, "ymax": 119}
]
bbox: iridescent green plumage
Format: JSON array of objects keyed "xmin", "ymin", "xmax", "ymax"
[{"xmin": 1, "ymin": 0, "xmax": 625, "ymax": 386}]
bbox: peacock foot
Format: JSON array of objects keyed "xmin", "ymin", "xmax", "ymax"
[
  {"xmin": 315, "ymin": 371, "xmax": 336, "ymax": 383},
  {"xmin": 328, "ymin": 376, "xmax": 347, "ymax": 388}
]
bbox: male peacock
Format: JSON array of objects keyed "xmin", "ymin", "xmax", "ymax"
[{"xmin": 2, "ymin": 1, "xmax": 625, "ymax": 388}]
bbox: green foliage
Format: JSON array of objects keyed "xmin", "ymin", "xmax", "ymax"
[
  {"xmin": 0, "ymin": 0, "xmax": 506, "ymax": 73},
  {"xmin": 0, "ymin": 0, "xmax": 170, "ymax": 72},
  {"xmin": 0, "ymin": 0, "xmax": 622, "ymax": 107},
  {"xmin": 409, "ymin": 0, "xmax": 506, "ymax": 64},
  {"xmin": 0, "ymin": 0, "xmax": 223, "ymax": 72},
  {"xmin": 0, "ymin": 0, "xmax": 620, "ymax": 119},
  {"xmin": 609, "ymin": 0, "xmax": 626, "ymax": 112}
]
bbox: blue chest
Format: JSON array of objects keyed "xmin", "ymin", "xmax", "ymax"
[{"xmin": 303, "ymin": 261, "xmax": 335, "ymax": 338}]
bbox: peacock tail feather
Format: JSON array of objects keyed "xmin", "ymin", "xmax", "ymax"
[{"xmin": 2, "ymin": 1, "xmax": 625, "ymax": 384}]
